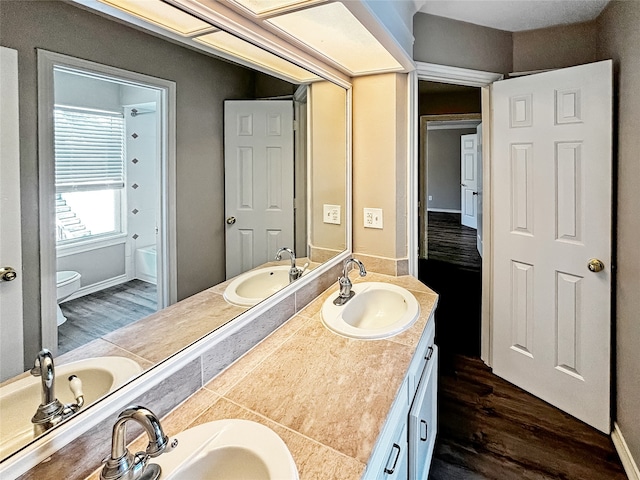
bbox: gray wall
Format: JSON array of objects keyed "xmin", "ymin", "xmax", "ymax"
[
  {"xmin": 0, "ymin": 0, "xmax": 255, "ymax": 364},
  {"xmin": 513, "ymin": 21, "xmax": 597, "ymax": 72},
  {"xmin": 427, "ymin": 128, "xmax": 477, "ymax": 211},
  {"xmin": 597, "ymin": 0, "xmax": 640, "ymax": 463},
  {"xmin": 413, "ymin": 3, "xmax": 640, "ymax": 464},
  {"xmin": 413, "ymin": 13, "xmax": 513, "ymax": 74}
]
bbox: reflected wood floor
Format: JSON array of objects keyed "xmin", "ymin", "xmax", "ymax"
[
  {"xmin": 58, "ymin": 280, "xmax": 157, "ymax": 355},
  {"xmin": 429, "ymin": 355, "xmax": 627, "ymax": 480},
  {"xmin": 428, "ymin": 211, "xmax": 481, "ymax": 270}
]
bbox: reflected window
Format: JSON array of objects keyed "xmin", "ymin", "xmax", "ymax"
[{"xmin": 53, "ymin": 106, "xmax": 125, "ymax": 243}]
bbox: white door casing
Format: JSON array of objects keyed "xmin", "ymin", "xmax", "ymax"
[
  {"xmin": 461, "ymin": 133, "xmax": 478, "ymax": 229},
  {"xmin": 0, "ymin": 47, "xmax": 25, "ymax": 381},
  {"xmin": 491, "ymin": 61, "xmax": 612, "ymax": 432},
  {"xmin": 224, "ymin": 100, "xmax": 295, "ymax": 279}
]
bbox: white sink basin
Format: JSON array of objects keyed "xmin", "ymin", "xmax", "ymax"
[
  {"xmin": 154, "ymin": 419, "xmax": 299, "ymax": 480},
  {"xmin": 0, "ymin": 356, "xmax": 142, "ymax": 459},
  {"xmin": 321, "ymin": 282, "xmax": 420, "ymax": 339},
  {"xmin": 224, "ymin": 266, "xmax": 301, "ymax": 307}
]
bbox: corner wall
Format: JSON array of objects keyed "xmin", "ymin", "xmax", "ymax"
[
  {"xmin": 413, "ymin": 13, "xmax": 513, "ymax": 75},
  {"xmin": 597, "ymin": 0, "xmax": 640, "ymax": 468},
  {"xmin": 352, "ymin": 73, "xmax": 408, "ymax": 274}
]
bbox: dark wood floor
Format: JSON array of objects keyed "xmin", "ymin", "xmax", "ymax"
[
  {"xmin": 429, "ymin": 355, "xmax": 627, "ymax": 480},
  {"xmin": 427, "ymin": 211, "xmax": 481, "ymax": 270},
  {"xmin": 58, "ymin": 279, "xmax": 157, "ymax": 355},
  {"xmin": 418, "ymin": 220, "xmax": 626, "ymax": 479}
]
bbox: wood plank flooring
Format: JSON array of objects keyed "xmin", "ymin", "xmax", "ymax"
[
  {"xmin": 427, "ymin": 211, "xmax": 481, "ymax": 270},
  {"xmin": 418, "ymin": 242, "xmax": 626, "ymax": 479},
  {"xmin": 430, "ymin": 355, "xmax": 627, "ymax": 480},
  {"xmin": 58, "ymin": 280, "xmax": 157, "ymax": 355}
]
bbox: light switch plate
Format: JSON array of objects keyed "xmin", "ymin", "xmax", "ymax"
[
  {"xmin": 323, "ymin": 204, "xmax": 341, "ymax": 225},
  {"xmin": 364, "ymin": 208, "xmax": 383, "ymax": 229}
]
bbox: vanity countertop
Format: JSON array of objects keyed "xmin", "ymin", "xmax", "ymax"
[{"xmin": 85, "ymin": 272, "xmax": 438, "ymax": 480}]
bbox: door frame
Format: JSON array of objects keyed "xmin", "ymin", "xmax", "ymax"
[
  {"xmin": 37, "ymin": 50, "xmax": 177, "ymax": 354},
  {"xmin": 419, "ymin": 115, "xmax": 482, "ymax": 258},
  {"xmin": 412, "ymin": 62, "xmax": 503, "ymax": 365}
]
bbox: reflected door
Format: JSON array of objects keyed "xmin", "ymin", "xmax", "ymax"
[
  {"xmin": 0, "ymin": 47, "xmax": 24, "ymax": 381},
  {"xmin": 460, "ymin": 133, "xmax": 478, "ymax": 229},
  {"xmin": 224, "ymin": 100, "xmax": 294, "ymax": 279},
  {"xmin": 491, "ymin": 61, "xmax": 612, "ymax": 432}
]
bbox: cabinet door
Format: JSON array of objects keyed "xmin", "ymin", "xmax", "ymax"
[
  {"xmin": 409, "ymin": 346, "xmax": 438, "ymax": 480},
  {"xmin": 379, "ymin": 420, "xmax": 408, "ymax": 480}
]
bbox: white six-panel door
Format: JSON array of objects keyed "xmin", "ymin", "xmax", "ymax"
[
  {"xmin": 224, "ymin": 100, "xmax": 294, "ymax": 279},
  {"xmin": 491, "ymin": 61, "xmax": 612, "ymax": 432},
  {"xmin": 460, "ymin": 133, "xmax": 478, "ymax": 229}
]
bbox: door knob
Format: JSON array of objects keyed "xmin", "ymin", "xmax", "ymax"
[
  {"xmin": 226, "ymin": 216, "xmax": 236, "ymax": 225},
  {"xmin": 0, "ymin": 266, "xmax": 17, "ymax": 282},
  {"xmin": 472, "ymin": 191, "xmax": 478, "ymax": 196},
  {"xmin": 461, "ymin": 183, "xmax": 467, "ymax": 187},
  {"xmin": 588, "ymin": 258, "xmax": 604, "ymax": 273}
]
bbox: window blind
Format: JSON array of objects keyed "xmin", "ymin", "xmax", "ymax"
[{"xmin": 54, "ymin": 106, "xmax": 125, "ymax": 193}]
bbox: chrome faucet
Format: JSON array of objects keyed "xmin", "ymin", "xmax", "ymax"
[
  {"xmin": 30, "ymin": 349, "xmax": 84, "ymax": 435},
  {"xmin": 275, "ymin": 247, "xmax": 304, "ymax": 282},
  {"xmin": 333, "ymin": 258, "xmax": 367, "ymax": 306},
  {"xmin": 100, "ymin": 405, "xmax": 172, "ymax": 480}
]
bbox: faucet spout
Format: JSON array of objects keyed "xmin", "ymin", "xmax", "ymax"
[
  {"xmin": 30, "ymin": 349, "xmax": 84, "ymax": 433},
  {"xmin": 333, "ymin": 258, "xmax": 367, "ymax": 306},
  {"xmin": 275, "ymin": 247, "xmax": 303, "ymax": 282},
  {"xmin": 31, "ymin": 349, "xmax": 56, "ymax": 406},
  {"xmin": 101, "ymin": 406, "xmax": 170, "ymax": 480}
]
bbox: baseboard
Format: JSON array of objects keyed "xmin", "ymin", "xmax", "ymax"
[
  {"xmin": 62, "ymin": 274, "xmax": 128, "ymax": 302},
  {"xmin": 612, "ymin": 422, "xmax": 640, "ymax": 480},
  {"xmin": 427, "ymin": 208, "xmax": 461, "ymax": 213}
]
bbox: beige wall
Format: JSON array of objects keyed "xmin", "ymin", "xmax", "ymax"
[
  {"xmin": 513, "ymin": 21, "xmax": 597, "ymax": 72},
  {"xmin": 309, "ymin": 82, "xmax": 347, "ymax": 257},
  {"xmin": 352, "ymin": 73, "xmax": 408, "ymax": 261},
  {"xmin": 597, "ymin": 0, "xmax": 640, "ymax": 464},
  {"xmin": 413, "ymin": 13, "xmax": 513, "ymax": 74}
]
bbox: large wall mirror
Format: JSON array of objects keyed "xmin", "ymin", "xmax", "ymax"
[{"xmin": 0, "ymin": 0, "xmax": 349, "ymax": 461}]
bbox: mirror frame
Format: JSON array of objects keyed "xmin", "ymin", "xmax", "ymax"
[{"xmin": 0, "ymin": 2, "xmax": 353, "ymax": 477}]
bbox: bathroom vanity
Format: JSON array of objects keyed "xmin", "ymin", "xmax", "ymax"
[{"xmin": 78, "ymin": 272, "xmax": 438, "ymax": 480}]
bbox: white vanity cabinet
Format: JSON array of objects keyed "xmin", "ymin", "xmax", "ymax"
[{"xmin": 364, "ymin": 315, "xmax": 438, "ymax": 480}]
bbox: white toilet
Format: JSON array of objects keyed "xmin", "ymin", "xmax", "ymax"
[{"xmin": 56, "ymin": 271, "xmax": 81, "ymax": 326}]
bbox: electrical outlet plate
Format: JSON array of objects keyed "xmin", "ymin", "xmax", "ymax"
[
  {"xmin": 364, "ymin": 208, "xmax": 383, "ymax": 229},
  {"xmin": 323, "ymin": 204, "xmax": 341, "ymax": 225}
]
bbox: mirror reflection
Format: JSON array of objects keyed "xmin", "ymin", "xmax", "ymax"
[{"xmin": 0, "ymin": 0, "xmax": 347, "ymax": 460}]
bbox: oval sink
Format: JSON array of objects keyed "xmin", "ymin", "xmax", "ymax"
[
  {"xmin": 224, "ymin": 266, "xmax": 300, "ymax": 307},
  {"xmin": 154, "ymin": 419, "xmax": 298, "ymax": 480},
  {"xmin": 0, "ymin": 356, "xmax": 142, "ymax": 459},
  {"xmin": 321, "ymin": 282, "xmax": 420, "ymax": 339}
]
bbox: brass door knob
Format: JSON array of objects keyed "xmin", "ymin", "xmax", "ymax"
[
  {"xmin": 588, "ymin": 259, "xmax": 605, "ymax": 273},
  {"xmin": 0, "ymin": 266, "xmax": 17, "ymax": 282},
  {"xmin": 226, "ymin": 216, "xmax": 236, "ymax": 225}
]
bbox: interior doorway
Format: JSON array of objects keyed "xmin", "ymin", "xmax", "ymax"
[
  {"xmin": 417, "ymin": 81, "xmax": 483, "ymax": 363},
  {"xmin": 37, "ymin": 50, "xmax": 177, "ymax": 356}
]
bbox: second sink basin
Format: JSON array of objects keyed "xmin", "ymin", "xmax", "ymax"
[
  {"xmin": 223, "ymin": 266, "xmax": 298, "ymax": 307},
  {"xmin": 154, "ymin": 419, "xmax": 298, "ymax": 479},
  {"xmin": 0, "ymin": 356, "xmax": 142, "ymax": 460},
  {"xmin": 321, "ymin": 282, "xmax": 420, "ymax": 339}
]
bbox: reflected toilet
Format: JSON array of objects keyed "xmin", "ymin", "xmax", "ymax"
[{"xmin": 56, "ymin": 271, "xmax": 81, "ymax": 326}]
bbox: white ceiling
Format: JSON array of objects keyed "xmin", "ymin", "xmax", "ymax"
[{"xmin": 418, "ymin": 0, "xmax": 610, "ymax": 32}]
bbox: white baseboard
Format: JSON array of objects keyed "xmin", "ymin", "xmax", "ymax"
[
  {"xmin": 427, "ymin": 208, "xmax": 461, "ymax": 213},
  {"xmin": 61, "ymin": 274, "xmax": 128, "ymax": 302},
  {"xmin": 612, "ymin": 422, "xmax": 640, "ymax": 480}
]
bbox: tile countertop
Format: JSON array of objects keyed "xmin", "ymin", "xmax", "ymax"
[{"xmin": 86, "ymin": 273, "xmax": 438, "ymax": 480}]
